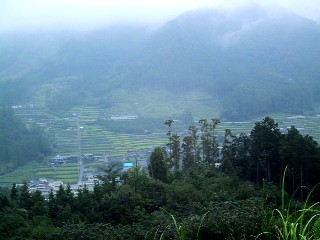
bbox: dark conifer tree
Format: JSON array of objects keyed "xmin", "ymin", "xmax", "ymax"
[
  {"xmin": 148, "ymin": 147, "xmax": 168, "ymax": 182},
  {"xmin": 171, "ymin": 134, "xmax": 181, "ymax": 171},
  {"xmin": 250, "ymin": 117, "xmax": 281, "ymax": 184},
  {"xmin": 182, "ymin": 135, "xmax": 194, "ymax": 171}
]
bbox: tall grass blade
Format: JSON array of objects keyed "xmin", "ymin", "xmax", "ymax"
[
  {"xmin": 196, "ymin": 211, "xmax": 209, "ymax": 240},
  {"xmin": 256, "ymin": 166, "xmax": 320, "ymax": 240}
]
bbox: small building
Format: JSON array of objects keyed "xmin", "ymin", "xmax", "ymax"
[
  {"xmin": 51, "ymin": 155, "xmax": 67, "ymax": 164},
  {"xmin": 123, "ymin": 162, "xmax": 134, "ymax": 170},
  {"xmin": 51, "ymin": 155, "xmax": 79, "ymax": 164},
  {"xmin": 110, "ymin": 114, "xmax": 139, "ymax": 120},
  {"xmin": 48, "ymin": 181, "xmax": 63, "ymax": 188},
  {"xmin": 39, "ymin": 178, "xmax": 48, "ymax": 185}
]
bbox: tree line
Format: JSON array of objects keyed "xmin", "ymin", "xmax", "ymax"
[
  {"xmin": 0, "ymin": 166, "xmax": 268, "ymax": 239},
  {"xmin": 149, "ymin": 117, "xmax": 320, "ymax": 200},
  {"xmin": 0, "ymin": 107, "xmax": 52, "ymax": 175},
  {"xmin": 1, "ymin": 116, "xmax": 320, "ymax": 239},
  {"xmin": 222, "ymin": 117, "xmax": 320, "ymax": 200}
]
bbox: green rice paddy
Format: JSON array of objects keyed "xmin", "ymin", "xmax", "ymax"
[{"xmin": 2, "ymin": 90, "xmax": 320, "ymax": 185}]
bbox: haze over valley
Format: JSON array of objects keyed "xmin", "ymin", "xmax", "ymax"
[
  {"xmin": 1, "ymin": 1, "xmax": 320, "ymax": 175},
  {"xmin": 2, "ymin": 1, "xmax": 320, "ymax": 239},
  {"xmin": 1, "ymin": 3, "xmax": 320, "ymax": 122}
]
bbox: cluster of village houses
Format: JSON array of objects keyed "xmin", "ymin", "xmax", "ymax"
[
  {"xmin": 26, "ymin": 150, "xmax": 150, "ymax": 199},
  {"xmin": 27, "ymin": 177, "xmax": 102, "ymax": 199},
  {"xmin": 28, "ymin": 154, "xmax": 102, "ymax": 199}
]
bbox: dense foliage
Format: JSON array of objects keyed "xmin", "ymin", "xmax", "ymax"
[
  {"xmin": 0, "ymin": 168, "xmax": 269, "ymax": 239},
  {"xmin": 0, "ymin": 107, "xmax": 52, "ymax": 175},
  {"xmin": 1, "ymin": 117, "xmax": 320, "ymax": 239},
  {"xmin": 221, "ymin": 117, "xmax": 320, "ymax": 200}
]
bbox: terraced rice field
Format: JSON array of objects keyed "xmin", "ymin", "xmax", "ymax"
[
  {"xmin": 5, "ymin": 103, "xmax": 320, "ymax": 185},
  {"xmin": 35, "ymin": 164, "xmax": 79, "ymax": 183},
  {"xmin": 62, "ymin": 106, "xmax": 168, "ymax": 157},
  {"xmin": 216, "ymin": 121, "xmax": 253, "ymax": 136},
  {"xmin": 104, "ymin": 88, "xmax": 220, "ymax": 120},
  {"xmin": 13, "ymin": 105, "xmax": 168, "ymax": 160},
  {"xmin": 0, "ymin": 161, "xmax": 79, "ymax": 184},
  {"xmin": 216, "ymin": 115, "xmax": 320, "ymax": 141},
  {"xmin": 13, "ymin": 105, "xmax": 320, "ymax": 158}
]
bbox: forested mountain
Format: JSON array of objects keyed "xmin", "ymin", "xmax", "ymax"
[
  {"xmin": 138, "ymin": 6, "xmax": 320, "ymax": 119},
  {"xmin": 1, "ymin": 4, "xmax": 320, "ymax": 120},
  {"xmin": 0, "ymin": 107, "xmax": 52, "ymax": 174}
]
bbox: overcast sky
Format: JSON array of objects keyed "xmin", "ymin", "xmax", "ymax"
[{"xmin": 1, "ymin": 0, "xmax": 319, "ymax": 31}]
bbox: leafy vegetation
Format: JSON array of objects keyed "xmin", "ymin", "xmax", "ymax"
[
  {"xmin": 0, "ymin": 116, "xmax": 320, "ymax": 239},
  {"xmin": 257, "ymin": 168, "xmax": 320, "ymax": 240},
  {"xmin": 0, "ymin": 107, "xmax": 52, "ymax": 175},
  {"xmin": 1, "ymin": 4, "xmax": 320, "ymax": 239}
]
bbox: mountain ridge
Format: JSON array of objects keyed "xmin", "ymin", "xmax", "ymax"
[{"xmin": 1, "ymin": 5, "xmax": 320, "ymax": 120}]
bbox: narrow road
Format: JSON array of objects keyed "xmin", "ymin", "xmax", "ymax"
[{"xmin": 78, "ymin": 161, "xmax": 84, "ymax": 185}]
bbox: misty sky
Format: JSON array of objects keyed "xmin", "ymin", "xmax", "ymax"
[{"xmin": 1, "ymin": 0, "xmax": 320, "ymax": 31}]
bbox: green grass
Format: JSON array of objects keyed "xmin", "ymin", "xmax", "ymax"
[
  {"xmin": 257, "ymin": 167, "xmax": 320, "ymax": 240},
  {"xmin": 59, "ymin": 177, "xmax": 78, "ymax": 184},
  {"xmin": 36, "ymin": 171, "xmax": 56, "ymax": 176},
  {"xmin": 158, "ymin": 208, "xmax": 209, "ymax": 240}
]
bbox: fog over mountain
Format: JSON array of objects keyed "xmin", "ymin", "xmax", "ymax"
[
  {"xmin": 1, "ymin": 0, "xmax": 320, "ymax": 31},
  {"xmin": 1, "ymin": 3, "xmax": 320, "ymax": 120}
]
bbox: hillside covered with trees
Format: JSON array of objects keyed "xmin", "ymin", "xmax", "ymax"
[
  {"xmin": 1, "ymin": 5, "xmax": 320, "ymax": 120},
  {"xmin": 0, "ymin": 107, "xmax": 52, "ymax": 175}
]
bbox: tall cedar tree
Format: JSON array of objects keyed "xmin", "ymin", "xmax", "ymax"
[
  {"xmin": 148, "ymin": 147, "xmax": 168, "ymax": 182},
  {"xmin": 250, "ymin": 117, "xmax": 281, "ymax": 184}
]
